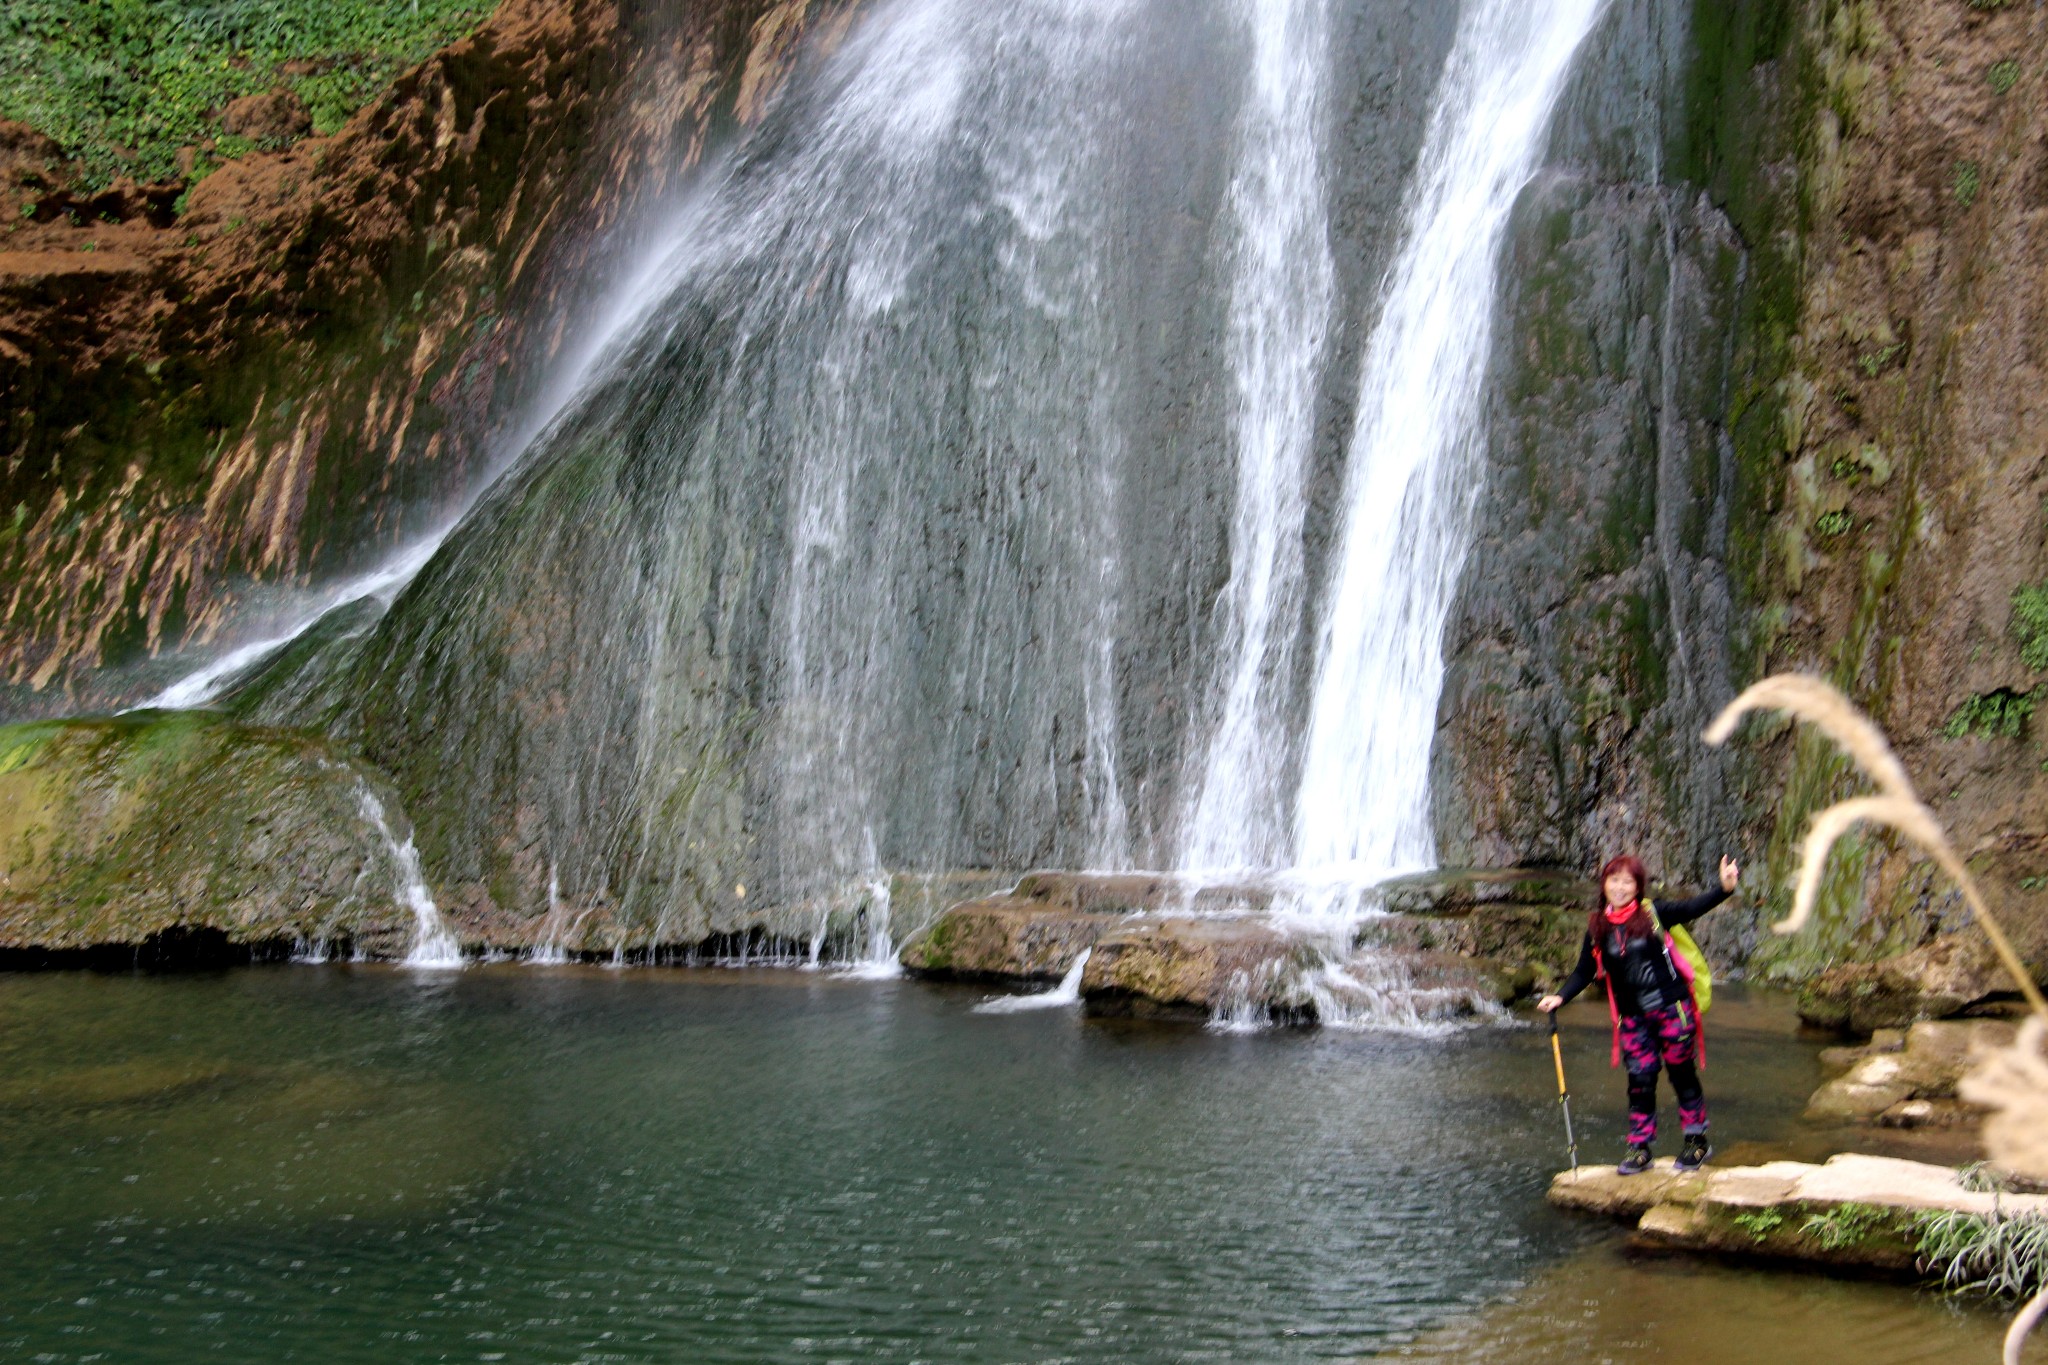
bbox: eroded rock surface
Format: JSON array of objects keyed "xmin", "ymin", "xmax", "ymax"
[
  {"xmin": 903, "ymin": 870, "xmax": 1540, "ymax": 1023},
  {"xmin": 1799, "ymin": 933, "xmax": 2026, "ymax": 1033},
  {"xmin": 1804, "ymin": 1018, "xmax": 2017, "ymax": 1128},
  {"xmin": 1550, "ymin": 1152, "xmax": 2048, "ymax": 1275},
  {"xmin": 0, "ymin": 712, "xmax": 418, "ymax": 958}
]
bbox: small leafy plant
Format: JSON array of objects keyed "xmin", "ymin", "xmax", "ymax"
[
  {"xmin": 1858, "ymin": 342, "xmax": 1904, "ymax": 377},
  {"xmin": 2012, "ymin": 583, "xmax": 2048, "ymax": 670},
  {"xmin": 1733, "ymin": 1207, "xmax": 1787, "ymax": 1240},
  {"xmin": 1989, "ymin": 60, "xmax": 2021, "ymax": 94},
  {"xmin": 1945, "ymin": 688, "xmax": 2036, "ymax": 740},
  {"xmin": 1815, "ymin": 509, "xmax": 1854, "ymax": 539},
  {"xmin": 1803, "ymin": 1202, "xmax": 1897, "ymax": 1252}
]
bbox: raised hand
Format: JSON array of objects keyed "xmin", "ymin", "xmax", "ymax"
[{"xmin": 1720, "ymin": 854, "xmax": 1741, "ymax": 893}]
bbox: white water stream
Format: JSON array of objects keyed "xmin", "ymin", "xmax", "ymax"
[
  {"xmin": 973, "ymin": 947, "xmax": 1092, "ymax": 1013},
  {"xmin": 1182, "ymin": 0, "xmax": 1610, "ymax": 888},
  {"xmin": 1176, "ymin": 0, "xmax": 1334, "ymax": 873},
  {"xmin": 1292, "ymin": 0, "xmax": 1612, "ymax": 889},
  {"xmin": 351, "ymin": 780, "xmax": 464, "ymax": 968},
  {"xmin": 1172, "ymin": 0, "xmax": 1612, "ymax": 1025}
]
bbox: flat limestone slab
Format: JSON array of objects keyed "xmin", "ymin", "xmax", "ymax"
[{"xmin": 1548, "ymin": 1153, "xmax": 2048, "ymax": 1274}]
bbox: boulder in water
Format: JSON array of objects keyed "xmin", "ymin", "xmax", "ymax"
[
  {"xmin": 1802, "ymin": 1018, "xmax": 2016, "ymax": 1128},
  {"xmin": 1798, "ymin": 933, "xmax": 2029, "ymax": 1032},
  {"xmin": 1550, "ymin": 1153, "xmax": 2048, "ymax": 1277}
]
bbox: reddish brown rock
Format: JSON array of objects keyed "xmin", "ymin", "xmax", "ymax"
[{"xmin": 219, "ymin": 89, "xmax": 313, "ymax": 144}]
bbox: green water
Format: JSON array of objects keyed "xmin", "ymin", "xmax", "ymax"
[{"xmin": 0, "ymin": 970, "xmax": 2010, "ymax": 1362}]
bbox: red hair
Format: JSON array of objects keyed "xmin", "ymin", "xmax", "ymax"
[
  {"xmin": 1591, "ymin": 855, "xmax": 1653, "ymax": 943},
  {"xmin": 1598, "ymin": 854, "xmax": 1648, "ymax": 900}
]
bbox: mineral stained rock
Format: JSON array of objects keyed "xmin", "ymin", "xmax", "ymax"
[{"xmin": 0, "ymin": 712, "xmax": 420, "ymax": 959}]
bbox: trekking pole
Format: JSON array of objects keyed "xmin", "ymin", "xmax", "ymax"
[{"xmin": 1547, "ymin": 1009, "xmax": 1579, "ymax": 1180}]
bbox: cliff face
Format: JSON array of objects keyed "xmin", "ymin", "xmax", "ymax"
[
  {"xmin": 0, "ymin": 0, "xmax": 850, "ymax": 714},
  {"xmin": 1437, "ymin": 0, "xmax": 2048, "ymax": 994},
  {"xmin": 6, "ymin": 0, "xmax": 2045, "ymax": 999}
]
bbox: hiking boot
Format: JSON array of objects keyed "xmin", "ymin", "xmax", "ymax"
[
  {"xmin": 1675, "ymin": 1134, "xmax": 1712, "ymax": 1171},
  {"xmin": 1616, "ymin": 1145, "xmax": 1654, "ymax": 1176}
]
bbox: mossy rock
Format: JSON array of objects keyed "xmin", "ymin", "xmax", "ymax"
[
  {"xmin": 1797, "ymin": 932, "xmax": 2029, "ymax": 1033},
  {"xmin": 0, "ymin": 711, "xmax": 420, "ymax": 957}
]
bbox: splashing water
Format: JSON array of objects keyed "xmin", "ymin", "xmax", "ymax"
[
  {"xmin": 529, "ymin": 864, "xmax": 571, "ymax": 965},
  {"xmin": 351, "ymin": 781, "xmax": 464, "ymax": 969},
  {"xmin": 973, "ymin": 947, "xmax": 1093, "ymax": 1013},
  {"xmin": 834, "ymin": 873, "xmax": 902, "ymax": 980}
]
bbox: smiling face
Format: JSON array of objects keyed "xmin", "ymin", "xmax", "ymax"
[{"xmin": 1603, "ymin": 868, "xmax": 1640, "ymax": 909}]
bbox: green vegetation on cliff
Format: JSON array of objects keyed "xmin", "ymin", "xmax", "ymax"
[{"xmin": 0, "ymin": 0, "xmax": 496, "ymax": 189}]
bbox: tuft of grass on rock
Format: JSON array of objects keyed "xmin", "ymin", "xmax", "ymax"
[
  {"xmin": 0, "ymin": 0, "xmax": 498, "ymax": 191},
  {"xmin": 1916, "ymin": 1206, "xmax": 2048, "ymax": 1299},
  {"xmin": 1988, "ymin": 60, "xmax": 2021, "ymax": 95},
  {"xmin": 1802, "ymin": 1201, "xmax": 1898, "ymax": 1252}
]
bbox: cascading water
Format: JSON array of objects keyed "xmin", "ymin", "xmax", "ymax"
[
  {"xmin": 1293, "ymin": 0, "xmax": 1614, "ymax": 889},
  {"xmin": 351, "ymin": 781, "xmax": 464, "ymax": 968},
  {"xmin": 529, "ymin": 864, "xmax": 572, "ymax": 964},
  {"xmin": 1171, "ymin": 0, "xmax": 1614, "ymax": 1026},
  {"xmin": 277, "ymin": 0, "xmax": 1208, "ymax": 960},
  {"xmin": 220, "ymin": 0, "xmax": 1611, "ymax": 1015},
  {"xmin": 1175, "ymin": 0, "xmax": 1335, "ymax": 874},
  {"xmin": 751, "ymin": 0, "xmax": 1140, "ymax": 916}
]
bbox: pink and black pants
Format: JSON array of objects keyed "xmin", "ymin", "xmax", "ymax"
[{"xmin": 1618, "ymin": 1002, "xmax": 1706, "ymax": 1145}]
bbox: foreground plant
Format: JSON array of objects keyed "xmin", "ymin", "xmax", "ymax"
[{"xmin": 1705, "ymin": 673, "xmax": 2048, "ymax": 1359}]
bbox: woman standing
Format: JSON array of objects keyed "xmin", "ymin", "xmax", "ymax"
[{"xmin": 1536, "ymin": 853, "xmax": 1740, "ymax": 1175}]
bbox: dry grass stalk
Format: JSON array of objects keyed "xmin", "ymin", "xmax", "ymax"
[
  {"xmin": 1961, "ymin": 1017, "xmax": 2048, "ymax": 1184},
  {"xmin": 1708, "ymin": 673, "xmax": 2048, "ymax": 1356},
  {"xmin": 1702, "ymin": 672, "xmax": 2047, "ymax": 1018}
]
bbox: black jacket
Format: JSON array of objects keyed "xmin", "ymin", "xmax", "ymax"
[{"xmin": 1554, "ymin": 888, "xmax": 1728, "ymax": 1017}]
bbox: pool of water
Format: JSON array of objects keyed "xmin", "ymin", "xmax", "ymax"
[{"xmin": 0, "ymin": 968, "xmax": 2013, "ymax": 1362}]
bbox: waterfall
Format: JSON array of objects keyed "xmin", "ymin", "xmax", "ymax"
[
  {"xmin": 226, "ymin": 0, "xmax": 1604, "ymax": 977},
  {"xmin": 529, "ymin": 863, "xmax": 571, "ymax": 964},
  {"xmin": 753, "ymin": 0, "xmax": 1139, "ymax": 912},
  {"xmin": 1292, "ymin": 0, "xmax": 1613, "ymax": 887},
  {"xmin": 1176, "ymin": 0, "xmax": 1334, "ymax": 874},
  {"xmin": 351, "ymin": 780, "xmax": 464, "ymax": 968}
]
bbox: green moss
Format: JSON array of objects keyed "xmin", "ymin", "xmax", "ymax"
[
  {"xmin": 1988, "ymin": 60, "xmax": 2021, "ymax": 95},
  {"xmin": 1954, "ymin": 161, "xmax": 1982, "ymax": 208}
]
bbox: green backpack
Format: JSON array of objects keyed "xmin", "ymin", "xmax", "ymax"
[{"xmin": 1645, "ymin": 898, "xmax": 1712, "ymax": 1012}]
